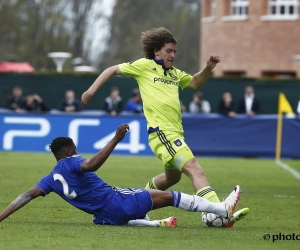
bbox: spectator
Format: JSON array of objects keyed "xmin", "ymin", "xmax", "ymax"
[
  {"xmin": 6, "ymin": 86, "xmax": 26, "ymax": 112},
  {"xmin": 25, "ymin": 94, "xmax": 50, "ymax": 113},
  {"xmin": 59, "ymin": 90, "xmax": 82, "ymax": 112},
  {"xmin": 125, "ymin": 89, "xmax": 143, "ymax": 114},
  {"xmin": 103, "ymin": 86, "xmax": 123, "ymax": 116},
  {"xmin": 238, "ymin": 85, "xmax": 260, "ymax": 116},
  {"xmin": 189, "ymin": 92, "xmax": 211, "ymax": 114},
  {"xmin": 218, "ymin": 92, "xmax": 236, "ymax": 118}
]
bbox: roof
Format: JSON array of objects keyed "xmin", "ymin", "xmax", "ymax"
[{"xmin": 0, "ymin": 62, "xmax": 35, "ymax": 72}]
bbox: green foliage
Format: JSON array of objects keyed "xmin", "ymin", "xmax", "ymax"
[
  {"xmin": 0, "ymin": 0, "xmax": 200, "ymax": 73},
  {"xmin": 101, "ymin": 0, "xmax": 200, "ymax": 73},
  {"xmin": 0, "ymin": 0, "xmax": 97, "ymax": 70},
  {"xmin": 0, "ymin": 153, "xmax": 300, "ymax": 250}
]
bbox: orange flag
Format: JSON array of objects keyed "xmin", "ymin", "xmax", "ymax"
[{"xmin": 278, "ymin": 93, "xmax": 294, "ymax": 114}]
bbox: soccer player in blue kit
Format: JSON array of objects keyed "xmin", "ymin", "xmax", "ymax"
[{"xmin": 0, "ymin": 124, "xmax": 236, "ymax": 227}]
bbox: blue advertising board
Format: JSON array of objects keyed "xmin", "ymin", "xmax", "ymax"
[
  {"xmin": 1, "ymin": 112, "xmax": 300, "ymax": 158},
  {"xmin": 0, "ymin": 113, "xmax": 151, "ymax": 155}
]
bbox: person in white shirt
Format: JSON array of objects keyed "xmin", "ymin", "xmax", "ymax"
[
  {"xmin": 189, "ymin": 92, "xmax": 211, "ymax": 114},
  {"xmin": 237, "ymin": 86, "xmax": 260, "ymax": 116}
]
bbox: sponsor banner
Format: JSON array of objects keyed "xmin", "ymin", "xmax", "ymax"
[
  {"xmin": 0, "ymin": 113, "xmax": 150, "ymax": 155},
  {"xmin": 1, "ymin": 113, "xmax": 299, "ymax": 158}
]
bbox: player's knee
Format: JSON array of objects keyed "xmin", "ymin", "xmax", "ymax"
[
  {"xmin": 166, "ymin": 175, "xmax": 181, "ymax": 186},
  {"xmin": 182, "ymin": 159, "xmax": 206, "ymax": 178}
]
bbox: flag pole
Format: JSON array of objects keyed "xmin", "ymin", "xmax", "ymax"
[{"xmin": 275, "ymin": 110, "xmax": 283, "ymax": 161}]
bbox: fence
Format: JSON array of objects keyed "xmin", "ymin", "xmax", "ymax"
[{"xmin": 1, "ymin": 73, "xmax": 300, "ymax": 114}]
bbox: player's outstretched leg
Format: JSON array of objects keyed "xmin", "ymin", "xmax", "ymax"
[{"xmin": 171, "ymin": 191, "xmax": 234, "ymax": 219}]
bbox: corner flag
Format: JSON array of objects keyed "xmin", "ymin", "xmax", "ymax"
[
  {"xmin": 278, "ymin": 93, "xmax": 294, "ymax": 114},
  {"xmin": 275, "ymin": 93, "xmax": 294, "ymax": 160}
]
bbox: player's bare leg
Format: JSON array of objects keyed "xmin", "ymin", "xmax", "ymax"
[
  {"xmin": 182, "ymin": 158, "xmax": 210, "ymax": 191},
  {"xmin": 182, "ymin": 158, "xmax": 220, "ymax": 203},
  {"xmin": 146, "ymin": 169, "xmax": 182, "ymax": 191}
]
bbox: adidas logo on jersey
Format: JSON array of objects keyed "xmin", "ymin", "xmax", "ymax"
[{"xmin": 169, "ymin": 73, "xmax": 177, "ymax": 79}]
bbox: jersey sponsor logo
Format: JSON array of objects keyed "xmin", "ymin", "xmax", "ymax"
[
  {"xmin": 169, "ymin": 73, "xmax": 177, "ymax": 79},
  {"xmin": 153, "ymin": 77, "xmax": 179, "ymax": 86},
  {"xmin": 174, "ymin": 139, "xmax": 182, "ymax": 146}
]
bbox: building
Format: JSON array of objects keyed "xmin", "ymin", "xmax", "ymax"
[{"xmin": 201, "ymin": 0, "xmax": 300, "ymax": 78}]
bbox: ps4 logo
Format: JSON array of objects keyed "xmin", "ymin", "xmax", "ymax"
[{"xmin": 1, "ymin": 116, "xmax": 146, "ymax": 154}]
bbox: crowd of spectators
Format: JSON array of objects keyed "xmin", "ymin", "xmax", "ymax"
[
  {"xmin": 4, "ymin": 84, "xmax": 299, "ymax": 117},
  {"xmin": 187, "ymin": 85, "xmax": 261, "ymax": 117}
]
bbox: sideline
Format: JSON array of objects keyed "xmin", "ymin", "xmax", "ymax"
[{"xmin": 275, "ymin": 160, "xmax": 300, "ymax": 181}]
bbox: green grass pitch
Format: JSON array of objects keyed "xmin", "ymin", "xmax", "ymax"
[{"xmin": 0, "ymin": 152, "xmax": 299, "ymax": 250}]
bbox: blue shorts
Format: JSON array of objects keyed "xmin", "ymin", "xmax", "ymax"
[{"xmin": 93, "ymin": 188, "xmax": 153, "ymax": 225}]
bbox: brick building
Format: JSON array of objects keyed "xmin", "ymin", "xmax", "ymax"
[{"xmin": 201, "ymin": 0, "xmax": 300, "ymax": 78}]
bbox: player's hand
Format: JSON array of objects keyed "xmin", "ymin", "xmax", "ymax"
[
  {"xmin": 114, "ymin": 124, "xmax": 129, "ymax": 142},
  {"xmin": 81, "ymin": 91, "xmax": 94, "ymax": 107},
  {"xmin": 206, "ymin": 54, "xmax": 220, "ymax": 70}
]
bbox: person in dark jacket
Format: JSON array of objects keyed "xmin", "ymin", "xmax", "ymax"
[
  {"xmin": 218, "ymin": 92, "xmax": 236, "ymax": 117},
  {"xmin": 59, "ymin": 90, "xmax": 82, "ymax": 112},
  {"xmin": 238, "ymin": 86, "xmax": 260, "ymax": 116},
  {"xmin": 6, "ymin": 86, "xmax": 26, "ymax": 112},
  {"xmin": 25, "ymin": 94, "xmax": 50, "ymax": 113}
]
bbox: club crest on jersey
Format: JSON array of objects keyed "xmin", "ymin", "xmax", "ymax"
[
  {"xmin": 174, "ymin": 139, "xmax": 182, "ymax": 147},
  {"xmin": 152, "ymin": 68, "xmax": 157, "ymax": 72},
  {"xmin": 169, "ymin": 73, "xmax": 177, "ymax": 79}
]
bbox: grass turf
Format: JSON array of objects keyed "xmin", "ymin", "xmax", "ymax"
[{"xmin": 0, "ymin": 152, "xmax": 299, "ymax": 250}]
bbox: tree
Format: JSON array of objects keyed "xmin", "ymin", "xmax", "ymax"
[
  {"xmin": 100, "ymin": 0, "xmax": 200, "ymax": 73},
  {"xmin": 0, "ymin": 0, "xmax": 108, "ymax": 71},
  {"xmin": 0, "ymin": 0, "xmax": 73, "ymax": 70},
  {"xmin": 0, "ymin": 0, "xmax": 200, "ymax": 72}
]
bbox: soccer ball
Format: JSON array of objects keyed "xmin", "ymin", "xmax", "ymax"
[{"xmin": 201, "ymin": 212, "xmax": 228, "ymax": 228}]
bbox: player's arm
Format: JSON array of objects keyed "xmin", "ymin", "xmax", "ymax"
[
  {"xmin": 188, "ymin": 54, "xmax": 220, "ymax": 90},
  {"xmin": 80, "ymin": 124, "xmax": 129, "ymax": 172},
  {"xmin": 0, "ymin": 186, "xmax": 44, "ymax": 222},
  {"xmin": 81, "ymin": 65, "xmax": 122, "ymax": 107}
]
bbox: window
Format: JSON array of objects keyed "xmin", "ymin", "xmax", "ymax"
[
  {"xmin": 202, "ymin": 0, "xmax": 216, "ymax": 22},
  {"xmin": 222, "ymin": 0, "xmax": 249, "ymax": 21},
  {"xmin": 231, "ymin": 0, "xmax": 249, "ymax": 16},
  {"xmin": 223, "ymin": 71, "xmax": 246, "ymax": 77},
  {"xmin": 262, "ymin": 71, "xmax": 296, "ymax": 79},
  {"xmin": 261, "ymin": 0, "xmax": 299, "ymax": 21}
]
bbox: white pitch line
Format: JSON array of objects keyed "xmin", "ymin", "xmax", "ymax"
[
  {"xmin": 235, "ymin": 193, "xmax": 299, "ymax": 199},
  {"xmin": 275, "ymin": 160, "xmax": 300, "ymax": 181}
]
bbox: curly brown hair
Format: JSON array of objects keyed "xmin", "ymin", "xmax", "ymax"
[{"xmin": 141, "ymin": 27, "xmax": 177, "ymax": 59}]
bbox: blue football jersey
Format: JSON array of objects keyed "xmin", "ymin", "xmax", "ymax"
[{"xmin": 36, "ymin": 155, "xmax": 114, "ymax": 214}]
